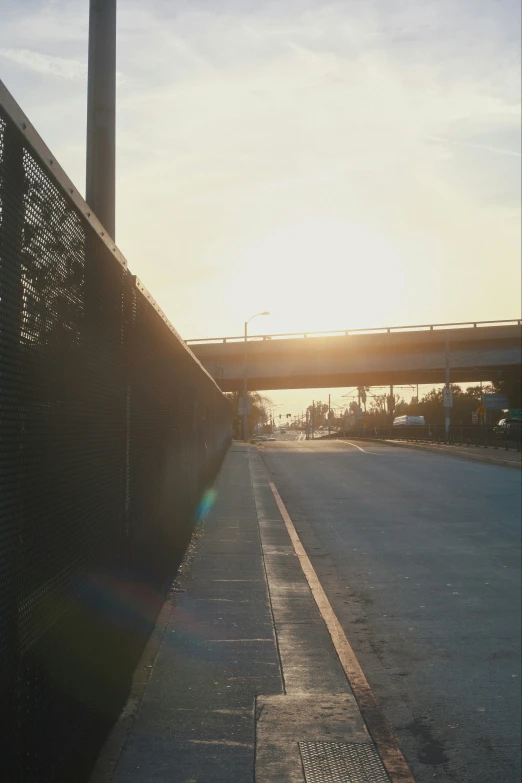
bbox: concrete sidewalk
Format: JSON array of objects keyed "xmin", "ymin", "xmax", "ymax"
[
  {"xmin": 378, "ymin": 439, "xmax": 521, "ymax": 469},
  {"xmin": 332, "ymin": 436, "xmax": 522, "ymax": 469},
  {"xmin": 89, "ymin": 444, "xmax": 393, "ymax": 783}
]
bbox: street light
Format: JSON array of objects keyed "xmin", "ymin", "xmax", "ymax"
[
  {"xmin": 87, "ymin": 0, "xmax": 117, "ymax": 238},
  {"xmin": 243, "ymin": 311, "xmax": 270, "ymax": 442}
]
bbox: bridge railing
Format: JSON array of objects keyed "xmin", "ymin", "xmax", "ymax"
[
  {"xmin": 0, "ymin": 81, "xmax": 231, "ymax": 782},
  {"xmin": 186, "ymin": 318, "xmax": 522, "ymax": 345}
]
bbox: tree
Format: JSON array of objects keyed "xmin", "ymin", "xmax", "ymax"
[
  {"xmin": 369, "ymin": 394, "xmax": 387, "ymax": 415},
  {"xmin": 225, "ymin": 391, "xmax": 273, "ymax": 438},
  {"xmin": 416, "ymin": 385, "xmax": 486, "ymax": 425},
  {"xmin": 307, "ymin": 401, "xmax": 329, "ymax": 427},
  {"xmin": 491, "ymin": 373, "xmax": 521, "ymax": 408}
]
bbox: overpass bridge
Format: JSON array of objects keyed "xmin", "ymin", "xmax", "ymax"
[{"xmin": 187, "ymin": 319, "xmax": 522, "ymax": 392}]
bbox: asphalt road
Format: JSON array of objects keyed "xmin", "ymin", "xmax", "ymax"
[{"xmin": 259, "ymin": 439, "xmax": 521, "ymax": 783}]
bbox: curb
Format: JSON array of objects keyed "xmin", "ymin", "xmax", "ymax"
[{"xmin": 347, "ymin": 437, "xmax": 522, "ymax": 470}]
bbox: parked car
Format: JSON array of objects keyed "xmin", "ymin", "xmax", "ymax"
[
  {"xmin": 268, "ymin": 436, "xmax": 276, "ymax": 441},
  {"xmin": 493, "ymin": 419, "xmax": 521, "ymax": 440}
]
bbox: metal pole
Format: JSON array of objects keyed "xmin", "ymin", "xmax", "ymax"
[
  {"xmin": 328, "ymin": 393, "xmax": 331, "ymax": 437},
  {"xmin": 243, "ymin": 321, "xmax": 248, "ymax": 442},
  {"xmin": 312, "ymin": 401, "xmax": 315, "ymax": 439},
  {"xmin": 444, "ymin": 337, "xmax": 451, "ymax": 442},
  {"xmin": 87, "ymin": 0, "xmax": 117, "ymax": 238}
]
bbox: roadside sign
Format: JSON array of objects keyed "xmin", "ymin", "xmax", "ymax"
[
  {"xmin": 238, "ymin": 396, "xmax": 252, "ymax": 416},
  {"xmin": 476, "ymin": 405, "xmax": 486, "ymax": 416},
  {"xmin": 472, "ymin": 411, "xmax": 478, "ymax": 424},
  {"xmin": 443, "ymin": 388, "xmax": 453, "ymax": 408},
  {"xmin": 509, "ymin": 409, "xmax": 522, "ymax": 420},
  {"xmin": 482, "ymin": 393, "xmax": 509, "ymax": 410}
]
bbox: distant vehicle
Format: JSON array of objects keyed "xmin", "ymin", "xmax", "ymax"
[
  {"xmin": 392, "ymin": 415, "xmax": 426, "ymax": 427},
  {"xmin": 280, "ymin": 428, "xmax": 287, "ymax": 433},
  {"xmin": 268, "ymin": 436, "xmax": 276, "ymax": 441},
  {"xmin": 493, "ymin": 419, "xmax": 521, "ymax": 439}
]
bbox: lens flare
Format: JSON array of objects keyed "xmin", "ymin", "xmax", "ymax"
[{"xmin": 197, "ymin": 489, "xmax": 217, "ymax": 521}]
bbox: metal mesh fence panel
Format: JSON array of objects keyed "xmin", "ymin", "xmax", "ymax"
[{"xmin": 0, "ymin": 100, "xmax": 231, "ymax": 782}]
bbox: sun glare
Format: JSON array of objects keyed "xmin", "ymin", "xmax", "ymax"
[{"xmin": 232, "ymin": 216, "xmax": 406, "ymax": 334}]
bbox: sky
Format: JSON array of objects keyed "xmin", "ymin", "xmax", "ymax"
[{"xmin": 1, "ymin": 0, "xmax": 520, "ymax": 414}]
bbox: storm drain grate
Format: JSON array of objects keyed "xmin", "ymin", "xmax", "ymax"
[{"xmin": 299, "ymin": 741, "xmax": 390, "ymax": 783}]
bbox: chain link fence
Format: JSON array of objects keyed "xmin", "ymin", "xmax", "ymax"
[{"xmin": 1, "ymin": 92, "xmax": 231, "ymax": 781}]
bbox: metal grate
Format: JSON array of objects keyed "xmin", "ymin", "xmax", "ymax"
[
  {"xmin": 299, "ymin": 742, "xmax": 390, "ymax": 783},
  {"xmin": 0, "ymin": 90, "xmax": 231, "ymax": 782}
]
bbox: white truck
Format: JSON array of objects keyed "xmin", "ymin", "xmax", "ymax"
[{"xmin": 392, "ymin": 415, "xmax": 425, "ymax": 426}]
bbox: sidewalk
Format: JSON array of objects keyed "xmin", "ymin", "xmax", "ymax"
[
  {"xmin": 88, "ymin": 444, "xmax": 394, "ymax": 783},
  {"xmin": 367, "ymin": 438, "xmax": 521, "ymax": 469}
]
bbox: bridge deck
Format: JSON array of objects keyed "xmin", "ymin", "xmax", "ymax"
[{"xmin": 189, "ymin": 322, "xmax": 522, "ymax": 391}]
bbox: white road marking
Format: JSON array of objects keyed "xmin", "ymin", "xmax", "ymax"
[
  {"xmin": 337, "ymin": 440, "xmax": 384, "ymax": 455},
  {"xmin": 345, "ymin": 440, "xmax": 371, "ymax": 453},
  {"xmin": 267, "ymin": 480, "xmax": 416, "ymax": 783}
]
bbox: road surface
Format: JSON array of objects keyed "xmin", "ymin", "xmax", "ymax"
[{"xmin": 259, "ymin": 438, "xmax": 521, "ymax": 783}]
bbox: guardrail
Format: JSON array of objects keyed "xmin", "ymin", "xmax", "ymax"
[
  {"xmin": 335, "ymin": 424, "xmax": 521, "ymax": 452},
  {"xmin": 186, "ymin": 318, "xmax": 522, "ymax": 345},
  {"xmin": 0, "ymin": 81, "xmax": 232, "ymax": 782}
]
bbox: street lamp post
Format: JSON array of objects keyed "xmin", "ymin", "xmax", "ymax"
[
  {"xmin": 243, "ymin": 311, "xmax": 269, "ymax": 442},
  {"xmin": 87, "ymin": 0, "xmax": 117, "ymax": 238}
]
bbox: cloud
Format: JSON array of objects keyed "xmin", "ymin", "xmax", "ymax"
[
  {"xmin": 0, "ymin": 0, "xmax": 519, "ymax": 338},
  {"xmin": 427, "ymin": 135, "xmax": 521, "ymax": 158},
  {"xmin": 0, "ymin": 47, "xmax": 86, "ymax": 80}
]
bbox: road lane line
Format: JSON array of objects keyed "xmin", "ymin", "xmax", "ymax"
[
  {"xmin": 332, "ymin": 439, "xmax": 384, "ymax": 455},
  {"xmin": 268, "ymin": 480, "xmax": 416, "ymax": 783},
  {"xmin": 344, "ymin": 440, "xmax": 369, "ymax": 453}
]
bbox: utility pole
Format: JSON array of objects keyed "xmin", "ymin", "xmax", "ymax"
[
  {"xmin": 444, "ymin": 337, "xmax": 451, "ymax": 440},
  {"xmin": 311, "ymin": 400, "xmax": 315, "ymax": 439},
  {"xmin": 86, "ymin": 0, "xmax": 117, "ymax": 238},
  {"xmin": 242, "ymin": 321, "xmax": 248, "ymax": 441},
  {"xmin": 328, "ymin": 393, "xmax": 331, "ymax": 437}
]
